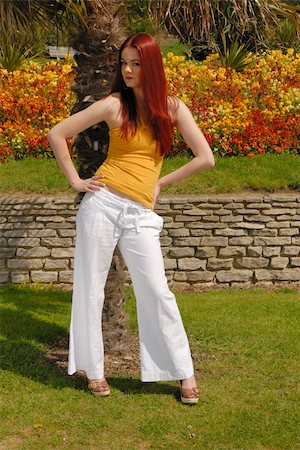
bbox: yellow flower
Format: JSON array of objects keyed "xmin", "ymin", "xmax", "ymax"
[{"xmin": 167, "ymin": 52, "xmax": 174, "ymax": 59}]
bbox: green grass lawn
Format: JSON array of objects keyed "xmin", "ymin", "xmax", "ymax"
[
  {"xmin": 0, "ymin": 285, "xmax": 299, "ymax": 450},
  {"xmin": 0, "ymin": 153, "xmax": 300, "ymax": 195}
]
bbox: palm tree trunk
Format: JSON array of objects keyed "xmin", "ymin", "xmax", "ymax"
[{"xmin": 70, "ymin": 0, "xmax": 128, "ymax": 355}]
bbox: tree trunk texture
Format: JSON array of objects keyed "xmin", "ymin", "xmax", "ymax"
[{"xmin": 71, "ymin": 0, "xmax": 128, "ymax": 354}]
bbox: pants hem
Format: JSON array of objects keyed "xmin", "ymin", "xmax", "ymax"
[{"xmin": 141, "ymin": 366, "xmax": 194, "ymax": 382}]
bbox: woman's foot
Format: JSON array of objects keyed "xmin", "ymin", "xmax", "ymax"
[
  {"xmin": 180, "ymin": 375, "xmax": 200, "ymax": 405},
  {"xmin": 88, "ymin": 378, "xmax": 110, "ymax": 397}
]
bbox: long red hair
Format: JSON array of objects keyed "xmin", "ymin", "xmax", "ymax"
[{"xmin": 111, "ymin": 32, "xmax": 175, "ymax": 155}]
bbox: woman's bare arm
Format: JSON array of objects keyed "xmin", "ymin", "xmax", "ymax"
[
  {"xmin": 47, "ymin": 96, "xmax": 116, "ymax": 192},
  {"xmin": 152, "ymin": 99, "xmax": 215, "ymax": 207}
]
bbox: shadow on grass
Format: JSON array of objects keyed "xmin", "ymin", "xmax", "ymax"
[
  {"xmin": 108, "ymin": 376, "xmax": 179, "ymax": 399},
  {"xmin": 0, "ymin": 285, "xmax": 85, "ymax": 391},
  {"xmin": 0, "ymin": 285, "xmax": 179, "ymax": 399}
]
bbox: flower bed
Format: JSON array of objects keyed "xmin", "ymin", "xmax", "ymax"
[
  {"xmin": 0, "ymin": 50, "xmax": 299, "ymax": 162},
  {"xmin": 165, "ymin": 50, "xmax": 300, "ymax": 157},
  {"xmin": 0, "ymin": 59, "xmax": 75, "ymax": 162}
]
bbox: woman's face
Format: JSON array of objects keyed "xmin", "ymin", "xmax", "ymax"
[{"xmin": 121, "ymin": 47, "xmax": 141, "ymax": 90}]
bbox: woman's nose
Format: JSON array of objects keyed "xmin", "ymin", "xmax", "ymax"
[{"xmin": 124, "ymin": 64, "xmax": 132, "ymax": 73}]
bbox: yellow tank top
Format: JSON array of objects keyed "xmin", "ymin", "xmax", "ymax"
[{"xmin": 95, "ymin": 125, "xmax": 163, "ymax": 208}]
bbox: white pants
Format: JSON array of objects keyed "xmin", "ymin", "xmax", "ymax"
[{"xmin": 68, "ymin": 188, "xmax": 194, "ymax": 381}]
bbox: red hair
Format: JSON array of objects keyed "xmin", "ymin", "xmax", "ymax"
[{"xmin": 111, "ymin": 32, "xmax": 175, "ymax": 155}]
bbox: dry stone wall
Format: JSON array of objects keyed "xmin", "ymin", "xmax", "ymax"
[{"xmin": 0, "ymin": 193, "xmax": 300, "ymax": 290}]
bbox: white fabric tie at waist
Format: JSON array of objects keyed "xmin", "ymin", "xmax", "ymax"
[{"xmin": 114, "ymin": 203, "xmax": 141, "ymax": 235}]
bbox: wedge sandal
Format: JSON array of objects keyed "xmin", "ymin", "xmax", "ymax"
[
  {"xmin": 88, "ymin": 379, "xmax": 111, "ymax": 397},
  {"xmin": 180, "ymin": 386, "xmax": 200, "ymax": 405}
]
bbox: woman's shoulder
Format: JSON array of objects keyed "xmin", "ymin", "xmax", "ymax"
[{"xmin": 167, "ymin": 95, "xmax": 183, "ymax": 126}]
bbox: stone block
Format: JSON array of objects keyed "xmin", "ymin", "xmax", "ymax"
[
  {"xmin": 263, "ymin": 208, "xmax": 296, "ymax": 216},
  {"xmin": 266, "ymin": 221, "xmax": 290, "ymax": 228},
  {"xmin": 247, "ymin": 246, "xmax": 262, "ymax": 257},
  {"xmin": 0, "ymin": 248, "xmax": 16, "ymax": 258},
  {"xmin": 0, "ymin": 223, "xmax": 13, "ymax": 230},
  {"xmin": 167, "ymin": 196, "xmax": 189, "ymax": 204},
  {"xmin": 263, "ymin": 247, "xmax": 281, "ymax": 257},
  {"xmin": 173, "ymin": 272, "xmax": 187, "ymax": 281},
  {"xmin": 16, "ymin": 247, "xmax": 51, "ymax": 258},
  {"xmin": 173, "ymin": 237, "xmax": 201, "ymax": 247},
  {"xmin": 159, "ymin": 237, "xmax": 173, "ymax": 247},
  {"xmin": 172, "ymin": 204, "xmax": 193, "ymax": 210},
  {"xmin": 255, "ymin": 269, "xmax": 300, "ymax": 281},
  {"xmin": 220, "ymin": 215, "xmax": 243, "ymax": 223},
  {"xmin": 196, "ymin": 247, "xmax": 217, "ymax": 258},
  {"xmin": 37, "ymin": 216, "xmax": 65, "ymax": 222},
  {"xmin": 207, "ymin": 258, "xmax": 232, "ymax": 270},
  {"xmin": 7, "ymin": 238, "xmax": 40, "ymax": 247},
  {"xmin": 51, "ymin": 248, "xmax": 74, "ymax": 258},
  {"xmin": 197, "ymin": 203, "xmax": 223, "ymax": 209},
  {"xmin": 58, "ymin": 229, "xmax": 76, "ymax": 237},
  {"xmin": 0, "ymin": 272, "xmax": 10, "ymax": 283},
  {"xmin": 246, "ymin": 203, "xmax": 270, "ymax": 209},
  {"xmin": 236, "ymin": 209, "xmax": 260, "ymax": 215},
  {"xmin": 0, "ymin": 238, "xmax": 7, "ymax": 246},
  {"xmin": 175, "ymin": 215, "xmax": 204, "ymax": 222},
  {"xmin": 201, "ymin": 215, "xmax": 220, "ymax": 222},
  {"xmin": 41, "ymin": 237, "xmax": 73, "ymax": 248},
  {"xmin": 216, "ymin": 270, "xmax": 253, "ymax": 283},
  {"xmin": 292, "ymin": 237, "xmax": 300, "ymax": 245},
  {"xmin": 214, "ymin": 209, "xmax": 231, "ymax": 216},
  {"xmin": 290, "ymin": 258, "xmax": 300, "ymax": 267},
  {"xmin": 270, "ymin": 257, "xmax": 289, "ymax": 269},
  {"xmin": 183, "ymin": 209, "xmax": 214, "ymax": 216},
  {"xmin": 4, "ymin": 230, "xmax": 28, "ymax": 238},
  {"xmin": 28, "ymin": 229, "xmax": 57, "ymax": 237},
  {"xmin": 290, "ymin": 221, "xmax": 300, "ymax": 227},
  {"xmin": 254, "ymin": 237, "xmax": 291, "ymax": 246},
  {"xmin": 214, "ymin": 229, "xmax": 247, "ymax": 237},
  {"xmin": 168, "ymin": 229, "xmax": 190, "ymax": 237},
  {"xmin": 207, "ymin": 196, "xmax": 233, "ymax": 203},
  {"xmin": 163, "ymin": 258, "xmax": 177, "ymax": 270},
  {"xmin": 31, "ymin": 271, "xmax": 58, "ymax": 283},
  {"xmin": 201, "ymin": 237, "xmax": 228, "ymax": 247},
  {"xmin": 282, "ymin": 246, "xmax": 300, "ymax": 256},
  {"xmin": 265, "ymin": 194, "xmax": 298, "ymax": 202},
  {"xmin": 46, "ymin": 222, "xmax": 74, "ymax": 229},
  {"xmin": 246, "ymin": 215, "xmax": 272, "ymax": 223},
  {"xmin": 222, "ymin": 203, "xmax": 244, "ymax": 209},
  {"xmin": 44, "ymin": 259, "xmax": 70, "ymax": 270},
  {"xmin": 186, "ymin": 271, "xmax": 214, "ymax": 282},
  {"xmin": 219, "ymin": 246, "xmax": 246, "ymax": 257},
  {"xmin": 169, "ymin": 247, "xmax": 195, "ymax": 258},
  {"xmin": 11, "ymin": 272, "xmax": 30, "ymax": 283},
  {"xmin": 164, "ymin": 222, "xmax": 183, "ymax": 229},
  {"xmin": 229, "ymin": 237, "xmax": 253, "ymax": 246},
  {"xmin": 178, "ymin": 258, "xmax": 206, "ymax": 271},
  {"xmin": 249, "ymin": 229, "xmax": 277, "ymax": 237},
  {"xmin": 232, "ymin": 222, "xmax": 264, "ymax": 229},
  {"xmin": 235, "ymin": 257, "xmax": 269, "ymax": 269},
  {"xmin": 279, "ymin": 228, "xmax": 299, "ymax": 236},
  {"xmin": 190, "ymin": 230, "xmax": 212, "ymax": 237},
  {"xmin": 272, "ymin": 202, "xmax": 298, "ymax": 208},
  {"xmin": 188, "ymin": 222, "xmax": 226, "ymax": 229},
  {"xmin": 7, "ymin": 259, "xmax": 43, "ymax": 270},
  {"xmin": 59, "ymin": 271, "xmax": 73, "ymax": 283}
]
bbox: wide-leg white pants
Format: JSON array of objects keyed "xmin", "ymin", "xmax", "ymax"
[{"xmin": 68, "ymin": 188, "xmax": 194, "ymax": 381}]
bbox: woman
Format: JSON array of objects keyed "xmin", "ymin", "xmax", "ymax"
[{"xmin": 47, "ymin": 32, "xmax": 214, "ymax": 405}]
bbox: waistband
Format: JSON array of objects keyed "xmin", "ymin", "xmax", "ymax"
[{"xmin": 94, "ymin": 186, "xmax": 150, "ymax": 212}]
